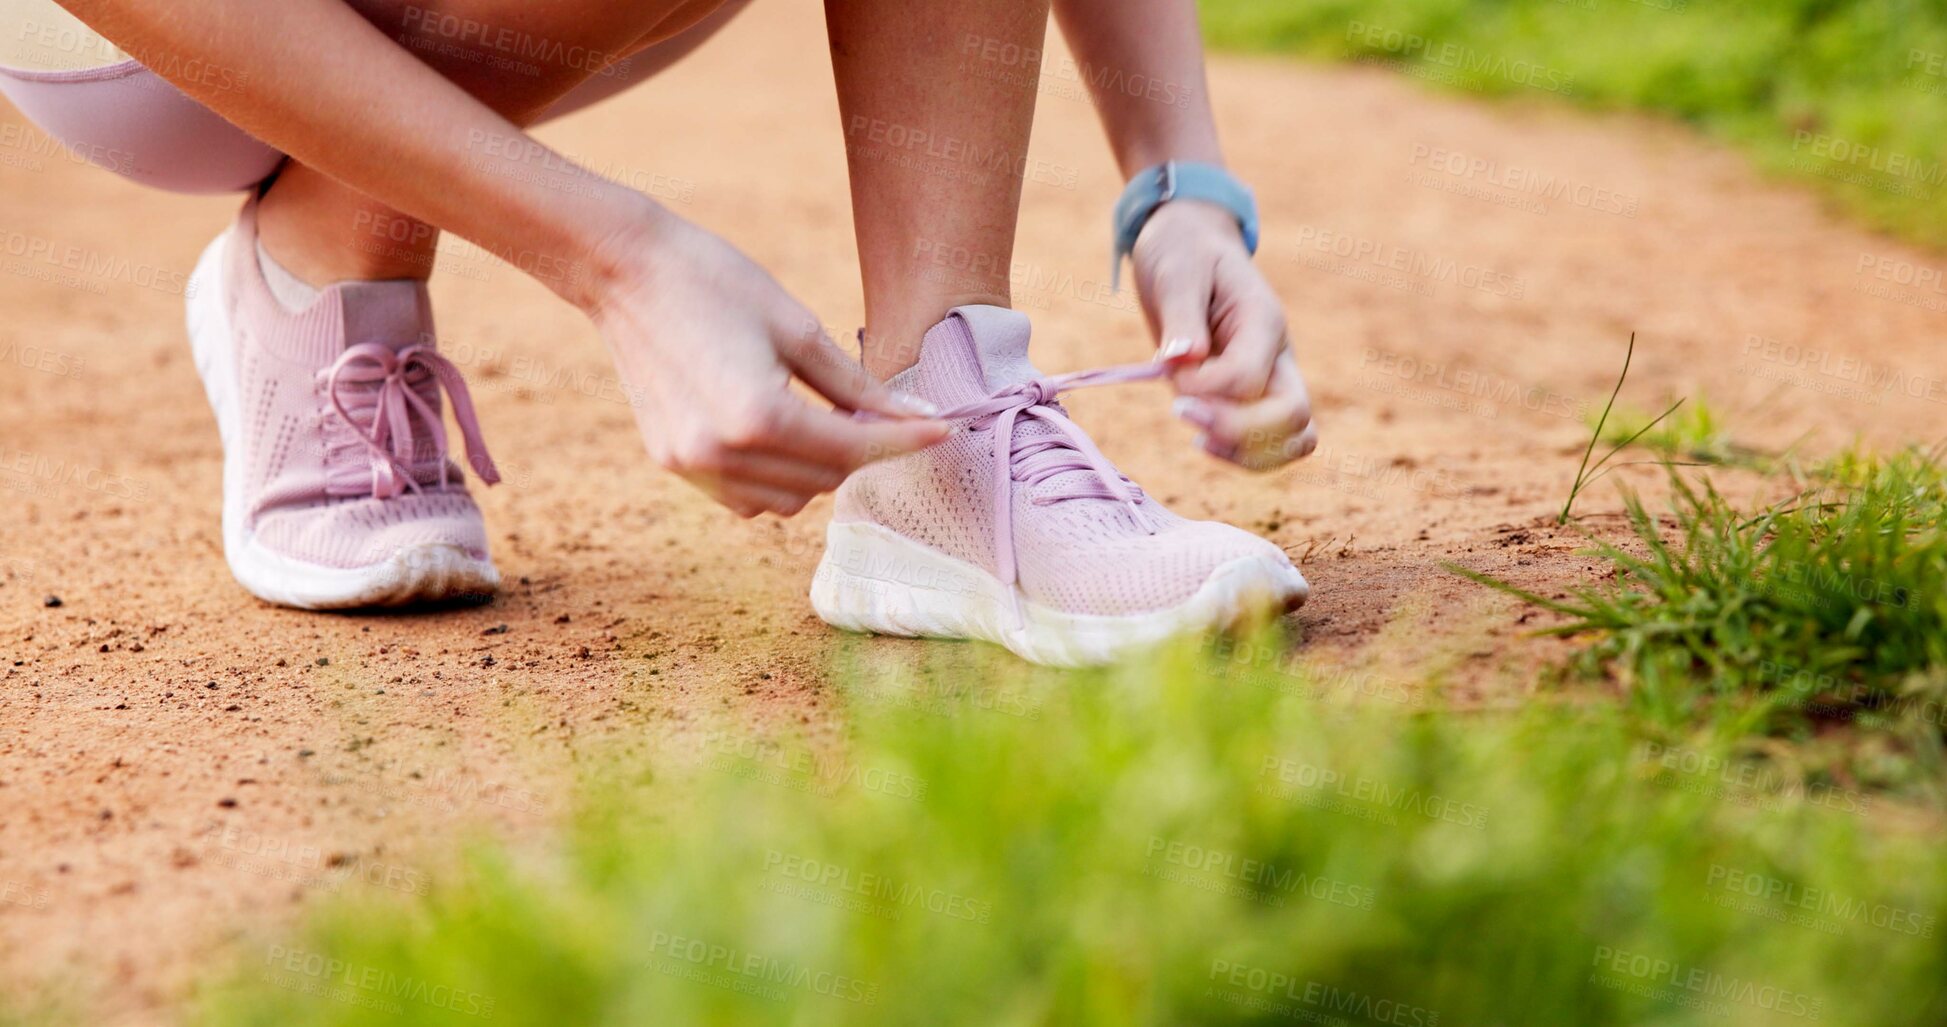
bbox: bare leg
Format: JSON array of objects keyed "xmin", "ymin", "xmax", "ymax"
[
  {"xmin": 257, "ymin": 0, "xmax": 733, "ymax": 285},
  {"xmin": 825, "ymin": 0, "xmax": 1052, "ymax": 378}
]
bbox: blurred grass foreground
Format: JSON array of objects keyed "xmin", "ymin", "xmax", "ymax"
[
  {"xmin": 1201, "ymin": 0, "xmax": 1947, "ymax": 248},
  {"xmin": 188, "ymin": 635, "xmax": 1946, "ymax": 1027}
]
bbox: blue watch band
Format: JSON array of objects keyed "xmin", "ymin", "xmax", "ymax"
[{"xmin": 1111, "ymin": 160, "xmax": 1260, "ymax": 289}]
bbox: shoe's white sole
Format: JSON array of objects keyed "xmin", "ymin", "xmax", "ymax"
[
  {"xmin": 186, "ymin": 231, "xmax": 499, "ymax": 610},
  {"xmin": 810, "ymin": 520, "xmax": 1309, "ymax": 667}
]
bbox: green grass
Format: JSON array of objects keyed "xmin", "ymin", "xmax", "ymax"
[
  {"xmin": 186, "ymin": 637, "xmax": 1947, "ymax": 1027},
  {"xmin": 1596, "ymin": 396, "xmax": 1765, "ymax": 468},
  {"xmin": 1456, "ymin": 446, "xmax": 1947, "ymax": 792},
  {"xmin": 1200, "ymin": 0, "xmax": 1947, "ymax": 248}
]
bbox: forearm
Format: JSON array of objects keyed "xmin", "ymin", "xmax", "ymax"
[
  {"xmin": 54, "ymin": 0, "xmax": 656, "ymax": 311},
  {"xmin": 1050, "ymin": 0, "xmax": 1223, "ymax": 175}
]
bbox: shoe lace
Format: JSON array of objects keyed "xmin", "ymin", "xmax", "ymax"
[
  {"xmin": 320, "ymin": 342, "xmax": 501, "ymax": 499},
  {"xmin": 934, "ymin": 361, "xmax": 1167, "ymax": 621}
]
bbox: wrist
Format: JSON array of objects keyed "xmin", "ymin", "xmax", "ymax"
[
  {"xmin": 1111, "ymin": 160, "xmax": 1258, "ymax": 285},
  {"xmin": 570, "ymin": 192, "xmax": 674, "ymax": 319},
  {"xmin": 1137, "ymin": 198, "xmax": 1244, "ymax": 248}
]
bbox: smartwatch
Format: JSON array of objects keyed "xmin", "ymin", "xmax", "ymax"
[{"xmin": 1111, "ymin": 160, "xmax": 1260, "ymax": 288}]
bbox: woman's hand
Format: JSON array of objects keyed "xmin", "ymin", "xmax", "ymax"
[
  {"xmin": 1130, "ymin": 199, "xmax": 1318, "ymax": 471},
  {"xmin": 592, "ymin": 213, "xmax": 948, "ymax": 518}
]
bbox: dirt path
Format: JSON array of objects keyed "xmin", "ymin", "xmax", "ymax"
[{"xmin": 4, "ymin": 2, "xmax": 1945, "ymax": 1022}]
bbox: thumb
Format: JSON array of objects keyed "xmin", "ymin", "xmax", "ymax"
[
  {"xmin": 1149, "ymin": 261, "xmax": 1215, "ymax": 369},
  {"xmin": 783, "ymin": 323, "xmax": 941, "ymax": 419}
]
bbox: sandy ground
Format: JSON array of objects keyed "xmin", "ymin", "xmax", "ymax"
[{"xmin": 4, "ymin": 1, "xmax": 1947, "ymax": 1022}]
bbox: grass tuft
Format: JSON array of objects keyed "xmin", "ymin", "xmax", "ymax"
[{"xmin": 1456, "ymin": 447, "xmax": 1947, "ymax": 788}]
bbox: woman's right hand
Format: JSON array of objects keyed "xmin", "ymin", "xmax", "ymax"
[{"xmin": 590, "ymin": 212, "xmax": 948, "ymax": 518}]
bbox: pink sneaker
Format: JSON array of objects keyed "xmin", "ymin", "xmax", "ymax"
[
  {"xmin": 184, "ymin": 198, "xmax": 501, "ymax": 609},
  {"xmin": 812, "ymin": 305, "xmax": 1308, "ymax": 665}
]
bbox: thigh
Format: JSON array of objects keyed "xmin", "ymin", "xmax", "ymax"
[
  {"xmin": 538, "ymin": 0, "xmax": 754, "ymax": 123},
  {"xmin": 349, "ymin": 0, "xmax": 725, "ymax": 94},
  {"xmin": 0, "ymin": 0, "xmax": 281, "ymax": 192}
]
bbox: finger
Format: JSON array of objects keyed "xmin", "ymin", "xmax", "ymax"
[
  {"xmin": 779, "ymin": 318, "xmax": 939, "ymax": 418},
  {"xmin": 1174, "ymin": 264, "xmax": 1286, "ymax": 401},
  {"xmin": 1178, "ymin": 355, "xmax": 1314, "ymax": 469},
  {"xmin": 1144, "ymin": 255, "xmax": 1215, "ymax": 367},
  {"xmin": 712, "ymin": 479, "xmax": 814, "ymax": 519},
  {"xmin": 765, "ymin": 399, "xmax": 950, "ymax": 472},
  {"xmin": 718, "ymin": 450, "xmax": 847, "ymax": 496},
  {"xmin": 1198, "ymin": 420, "xmax": 1318, "ymax": 471}
]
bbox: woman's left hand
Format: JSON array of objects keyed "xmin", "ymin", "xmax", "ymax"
[{"xmin": 1129, "ymin": 199, "xmax": 1318, "ymax": 470}]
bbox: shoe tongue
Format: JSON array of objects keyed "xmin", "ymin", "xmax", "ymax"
[
  {"xmin": 325, "ymin": 280, "xmax": 452, "ymax": 483},
  {"xmin": 334, "ymin": 279, "xmax": 435, "ymax": 353},
  {"xmin": 889, "ymin": 305, "xmax": 1043, "ymax": 411},
  {"xmin": 891, "ymin": 306, "xmax": 1128, "ymax": 505}
]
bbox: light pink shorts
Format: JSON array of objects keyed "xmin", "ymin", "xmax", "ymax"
[{"xmin": 0, "ymin": 2, "xmax": 741, "ymax": 194}]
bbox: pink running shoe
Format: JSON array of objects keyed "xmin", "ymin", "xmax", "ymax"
[
  {"xmin": 812, "ymin": 305, "xmax": 1308, "ymax": 665},
  {"xmin": 184, "ymin": 198, "xmax": 501, "ymax": 609}
]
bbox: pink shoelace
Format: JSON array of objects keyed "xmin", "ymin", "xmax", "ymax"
[
  {"xmin": 932, "ymin": 361, "xmax": 1168, "ymax": 619},
  {"xmin": 321, "ymin": 342, "xmax": 500, "ymax": 499}
]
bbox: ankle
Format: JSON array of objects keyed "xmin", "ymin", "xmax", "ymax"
[
  {"xmin": 863, "ymin": 292, "xmax": 1010, "ymax": 378},
  {"xmin": 256, "ymin": 171, "xmax": 439, "ymax": 285}
]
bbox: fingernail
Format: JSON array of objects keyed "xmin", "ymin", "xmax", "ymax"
[
  {"xmin": 890, "ymin": 392, "xmax": 940, "ymax": 417},
  {"xmin": 1156, "ymin": 336, "xmax": 1194, "ymax": 362},
  {"xmin": 1172, "ymin": 396, "xmax": 1215, "ymax": 429}
]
